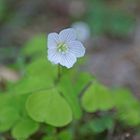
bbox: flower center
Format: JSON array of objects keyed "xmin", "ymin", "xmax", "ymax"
[{"xmin": 57, "ymin": 43, "xmax": 68, "ymax": 53}]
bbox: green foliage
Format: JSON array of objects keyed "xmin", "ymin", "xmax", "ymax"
[
  {"xmin": 1, "ymin": 34, "xmax": 140, "ymax": 139},
  {"xmin": 11, "ymin": 118, "xmax": 39, "ymax": 140},
  {"xmin": 0, "ymin": 93, "xmax": 39, "ymax": 139},
  {"xmin": 114, "ymin": 89, "xmax": 140, "ymax": 126},
  {"xmin": 88, "ymin": 115, "xmax": 114, "ymax": 133},
  {"xmin": 118, "ymin": 104, "xmax": 140, "ymax": 126},
  {"xmin": 22, "ymin": 34, "xmax": 46, "ymax": 57},
  {"xmin": 87, "ymin": 0, "xmax": 135, "ymax": 37},
  {"xmin": 57, "ymin": 70, "xmax": 93, "ymax": 119},
  {"xmin": 82, "ymin": 81, "xmax": 114, "ymax": 112},
  {"xmin": 0, "ymin": 107, "xmax": 20, "ymax": 132},
  {"xmin": 0, "ymin": 94, "xmax": 20, "ymax": 132},
  {"xmin": 58, "ymin": 130, "xmax": 73, "ymax": 140},
  {"xmin": 11, "ymin": 58, "xmax": 56, "ymax": 94},
  {"xmin": 108, "ymin": 11, "xmax": 135, "ymax": 37},
  {"xmin": 57, "ymin": 72, "xmax": 82, "ymax": 120},
  {"xmin": 80, "ymin": 114, "xmax": 114, "ymax": 135},
  {"xmin": 42, "ymin": 136, "xmax": 56, "ymax": 140},
  {"xmin": 74, "ymin": 72, "xmax": 93, "ymax": 96},
  {"xmin": 0, "ymin": 0, "xmax": 7, "ymax": 20},
  {"xmin": 114, "ymin": 88, "xmax": 137, "ymax": 108},
  {"xmin": 26, "ymin": 90, "xmax": 73, "ymax": 127},
  {"xmin": 42, "ymin": 129, "xmax": 73, "ymax": 140}
]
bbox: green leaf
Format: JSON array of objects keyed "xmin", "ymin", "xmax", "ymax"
[
  {"xmin": 57, "ymin": 72, "xmax": 82, "ymax": 119},
  {"xmin": 0, "ymin": 94, "xmax": 13, "ymax": 109},
  {"xmin": 42, "ymin": 125, "xmax": 56, "ymax": 135},
  {"xmin": 114, "ymin": 88, "xmax": 140, "ymax": 126},
  {"xmin": 118, "ymin": 106, "xmax": 140, "ymax": 126},
  {"xmin": 12, "ymin": 75, "xmax": 53, "ymax": 95},
  {"xmin": 0, "ymin": 93, "xmax": 36, "ymax": 133},
  {"xmin": 10, "ymin": 94, "xmax": 32, "ymax": 119},
  {"xmin": 11, "ymin": 58, "xmax": 56, "ymax": 94},
  {"xmin": 26, "ymin": 58, "xmax": 57, "ymax": 80},
  {"xmin": 26, "ymin": 89, "xmax": 73, "ymax": 127},
  {"xmin": 74, "ymin": 72, "xmax": 93, "ymax": 96},
  {"xmin": 88, "ymin": 115, "xmax": 114, "ymax": 133},
  {"xmin": 114, "ymin": 88, "xmax": 137, "ymax": 108},
  {"xmin": 12, "ymin": 118, "xmax": 39, "ymax": 140},
  {"xmin": 82, "ymin": 81, "xmax": 114, "ymax": 112},
  {"xmin": 0, "ymin": 107, "xmax": 20, "ymax": 132},
  {"xmin": 58, "ymin": 130, "xmax": 73, "ymax": 140},
  {"xmin": 0, "ymin": 94, "xmax": 21, "ymax": 132},
  {"xmin": 117, "ymin": 101, "xmax": 140, "ymax": 126},
  {"xmin": 42, "ymin": 130, "xmax": 73, "ymax": 140},
  {"xmin": 22, "ymin": 34, "xmax": 46, "ymax": 57}
]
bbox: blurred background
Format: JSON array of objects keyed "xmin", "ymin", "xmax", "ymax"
[{"xmin": 0, "ymin": 0, "xmax": 140, "ymax": 139}]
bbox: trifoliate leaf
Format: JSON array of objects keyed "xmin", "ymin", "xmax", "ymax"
[
  {"xmin": 82, "ymin": 82, "xmax": 114, "ymax": 112},
  {"xmin": 26, "ymin": 90, "xmax": 72, "ymax": 127}
]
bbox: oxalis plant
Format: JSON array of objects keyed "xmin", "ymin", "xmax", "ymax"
[
  {"xmin": 27, "ymin": 28, "xmax": 87, "ymax": 127},
  {"xmin": 1, "ymin": 28, "xmax": 140, "ymax": 140}
]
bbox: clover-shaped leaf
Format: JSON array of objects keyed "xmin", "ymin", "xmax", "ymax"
[
  {"xmin": 82, "ymin": 82, "xmax": 114, "ymax": 112},
  {"xmin": 26, "ymin": 89, "xmax": 72, "ymax": 127}
]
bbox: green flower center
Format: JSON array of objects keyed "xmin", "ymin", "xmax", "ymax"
[{"xmin": 57, "ymin": 43, "xmax": 68, "ymax": 53}]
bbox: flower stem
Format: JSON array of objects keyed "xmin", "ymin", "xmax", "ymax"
[{"xmin": 57, "ymin": 64, "xmax": 61, "ymax": 82}]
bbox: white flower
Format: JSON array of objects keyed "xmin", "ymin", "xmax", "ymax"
[
  {"xmin": 47, "ymin": 28, "xmax": 85, "ymax": 68},
  {"xmin": 71, "ymin": 22, "xmax": 90, "ymax": 42}
]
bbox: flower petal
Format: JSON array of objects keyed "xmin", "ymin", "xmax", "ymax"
[
  {"xmin": 72, "ymin": 22, "xmax": 90, "ymax": 42},
  {"xmin": 48, "ymin": 33, "xmax": 59, "ymax": 49},
  {"xmin": 59, "ymin": 53, "xmax": 77, "ymax": 68},
  {"xmin": 48, "ymin": 49, "xmax": 61, "ymax": 64},
  {"xmin": 67, "ymin": 41, "xmax": 85, "ymax": 57},
  {"xmin": 59, "ymin": 28, "xmax": 77, "ymax": 42}
]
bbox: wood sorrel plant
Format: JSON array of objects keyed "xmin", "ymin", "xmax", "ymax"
[
  {"xmin": 0, "ymin": 31, "xmax": 92, "ymax": 140},
  {"xmin": 0, "ymin": 31, "xmax": 140, "ymax": 140}
]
